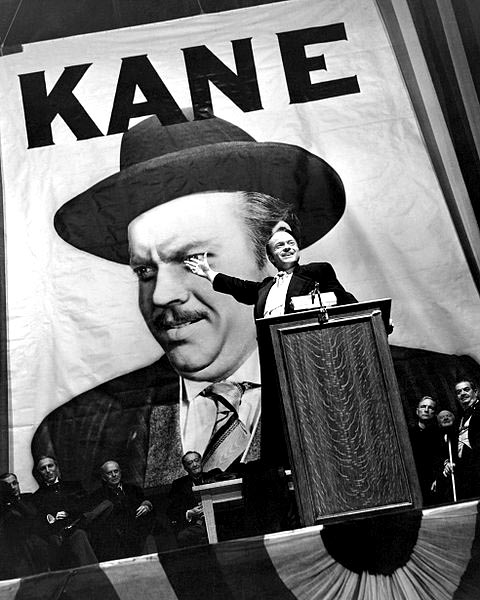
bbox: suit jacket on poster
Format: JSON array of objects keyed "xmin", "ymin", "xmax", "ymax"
[
  {"xmin": 32, "ymin": 355, "xmax": 183, "ymax": 491},
  {"xmin": 213, "ymin": 262, "xmax": 357, "ymax": 318}
]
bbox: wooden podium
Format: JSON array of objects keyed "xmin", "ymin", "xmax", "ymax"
[{"xmin": 256, "ymin": 299, "xmax": 421, "ymax": 526}]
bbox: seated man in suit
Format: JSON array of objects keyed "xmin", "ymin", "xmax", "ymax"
[
  {"xmin": 167, "ymin": 451, "xmax": 220, "ymax": 548},
  {"xmin": 0, "ymin": 472, "xmax": 49, "ymax": 578},
  {"xmin": 185, "ymin": 228, "xmax": 356, "ymax": 318},
  {"xmin": 32, "ymin": 456, "xmax": 97, "ymax": 569},
  {"xmin": 86, "ymin": 460, "xmax": 153, "ymax": 562}
]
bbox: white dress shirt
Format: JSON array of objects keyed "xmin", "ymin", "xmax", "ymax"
[{"xmin": 263, "ymin": 271, "xmax": 293, "ymax": 317}]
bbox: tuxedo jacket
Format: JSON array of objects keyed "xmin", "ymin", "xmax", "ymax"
[
  {"xmin": 213, "ymin": 262, "xmax": 357, "ymax": 319},
  {"xmin": 454, "ymin": 403, "xmax": 480, "ymax": 499},
  {"xmin": 461, "ymin": 403, "xmax": 480, "ymax": 451},
  {"xmin": 457, "ymin": 403, "xmax": 480, "ymax": 468}
]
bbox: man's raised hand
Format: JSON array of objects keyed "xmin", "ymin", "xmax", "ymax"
[{"xmin": 184, "ymin": 252, "xmax": 217, "ymax": 282}]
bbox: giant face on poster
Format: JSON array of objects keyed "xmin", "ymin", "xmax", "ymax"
[{"xmin": 1, "ymin": 0, "xmax": 480, "ymax": 493}]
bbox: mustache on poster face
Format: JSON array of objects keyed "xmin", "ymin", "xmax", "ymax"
[{"xmin": 152, "ymin": 307, "xmax": 209, "ymax": 330}]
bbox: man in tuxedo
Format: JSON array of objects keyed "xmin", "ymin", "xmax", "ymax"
[
  {"xmin": 32, "ymin": 114, "xmax": 349, "ymax": 491},
  {"xmin": 86, "ymin": 460, "xmax": 153, "ymax": 561},
  {"xmin": 455, "ymin": 380, "xmax": 480, "ymax": 500},
  {"xmin": 167, "ymin": 451, "xmax": 220, "ymax": 548},
  {"xmin": 32, "ymin": 456, "xmax": 97, "ymax": 569},
  {"xmin": 185, "ymin": 228, "xmax": 356, "ymax": 317}
]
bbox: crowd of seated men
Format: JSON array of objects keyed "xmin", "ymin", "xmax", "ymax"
[
  {"xmin": 408, "ymin": 378, "xmax": 480, "ymax": 506},
  {"xmin": 0, "ymin": 456, "xmax": 154, "ymax": 579},
  {"xmin": 2, "ymin": 377, "xmax": 480, "ymax": 578},
  {"xmin": 0, "ymin": 449, "xmax": 295, "ymax": 578}
]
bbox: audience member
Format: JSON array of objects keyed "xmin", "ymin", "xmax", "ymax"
[
  {"xmin": 455, "ymin": 380, "xmax": 480, "ymax": 500},
  {"xmin": 0, "ymin": 473, "xmax": 49, "ymax": 578},
  {"xmin": 86, "ymin": 460, "xmax": 153, "ymax": 561},
  {"xmin": 409, "ymin": 396, "xmax": 443, "ymax": 506},
  {"xmin": 433, "ymin": 410, "xmax": 458, "ymax": 503},
  {"xmin": 32, "ymin": 456, "xmax": 97, "ymax": 569},
  {"xmin": 167, "ymin": 451, "xmax": 220, "ymax": 548}
]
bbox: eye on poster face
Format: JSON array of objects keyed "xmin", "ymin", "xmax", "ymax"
[{"xmin": 0, "ymin": 0, "xmax": 479, "ymax": 492}]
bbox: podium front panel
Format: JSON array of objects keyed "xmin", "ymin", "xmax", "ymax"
[{"xmin": 267, "ymin": 308, "xmax": 420, "ymax": 525}]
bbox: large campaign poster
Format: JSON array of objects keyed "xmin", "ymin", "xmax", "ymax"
[{"xmin": 0, "ymin": 0, "xmax": 479, "ymax": 494}]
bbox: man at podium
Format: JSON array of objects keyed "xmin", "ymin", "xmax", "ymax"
[{"xmin": 184, "ymin": 228, "xmax": 357, "ymax": 316}]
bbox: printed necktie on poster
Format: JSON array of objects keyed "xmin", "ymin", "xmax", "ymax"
[{"xmin": 201, "ymin": 381, "xmax": 254, "ymax": 472}]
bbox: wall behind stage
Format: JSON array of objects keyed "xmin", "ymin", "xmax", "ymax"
[{"xmin": 0, "ymin": 0, "xmax": 479, "ymax": 491}]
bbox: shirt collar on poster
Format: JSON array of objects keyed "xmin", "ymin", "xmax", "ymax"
[{"xmin": 181, "ymin": 347, "xmax": 261, "ymax": 402}]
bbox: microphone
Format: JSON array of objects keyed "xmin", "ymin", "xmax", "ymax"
[{"xmin": 312, "ymin": 283, "xmax": 328, "ymax": 323}]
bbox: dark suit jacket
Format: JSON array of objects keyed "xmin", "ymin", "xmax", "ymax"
[
  {"xmin": 456, "ymin": 403, "xmax": 480, "ymax": 499},
  {"xmin": 166, "ymin": 471, "xmax": 219, "ymax": 533},
  {"xmin": 0, "ymin": 492, "xmax": 49, "ymax": 578},
  {"xmin": 213, "ymin": 262, "xmax": 357, "ymax": 318},
  {"xmin": 463, "ymin": 402, "xmax": 480, "ymax": 452},
  {"xmin": 86, "ymin": 482, "xmax": 152, "ymax": 561},
  {"xmin": 408, "ymin": 423, "xmax": 443, "ymax": 505},
  {"xmin": 32, "ymin": 480, "xmax": 87, "ymax": 537}
]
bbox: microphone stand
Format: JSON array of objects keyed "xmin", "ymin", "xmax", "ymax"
[{"xmin": 312, "ymin": 283, "xmax": 328, "ymax": 324}]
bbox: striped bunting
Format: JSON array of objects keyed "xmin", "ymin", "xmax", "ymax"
[{"xmin": 1, "ymin": 501, "xmax": 480, "ymax": 600}]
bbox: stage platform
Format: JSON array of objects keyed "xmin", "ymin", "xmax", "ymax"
[{"xmin": 1, "ymin": 500, "xmax": 480, "ymax": 599}]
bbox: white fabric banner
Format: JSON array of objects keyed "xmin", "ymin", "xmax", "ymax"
[{"xmin": 0, "ymin": 0, "xmax": 478, "ymax": 491}]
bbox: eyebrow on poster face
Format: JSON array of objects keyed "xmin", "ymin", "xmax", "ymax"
[{"xmin": 129, "ymin": 238, "xmax": 219, "ymax": 267}]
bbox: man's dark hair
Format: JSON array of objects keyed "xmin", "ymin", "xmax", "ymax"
[
  {"xmin": 456, "ymin": 379, "xmax": 478, "ymax": 391},
  {"xmin": 239, "ymin": 192, "xmax": 297, "ymax": 268},
  {"xmin": 0, "ymin": 472, "xmax": 16, "ymax": 481},
  {"xmin": 35, "ymin": 455, "xmax": 58, "ymax": 470},
  {"xmin": 181, "ymin": 451, "xmax": 201, "ymax": 467}
]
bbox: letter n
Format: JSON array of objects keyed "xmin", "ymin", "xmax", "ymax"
[{"xmin": 183, "ymin": 39, "xmax": 262, "ymax": 118}]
